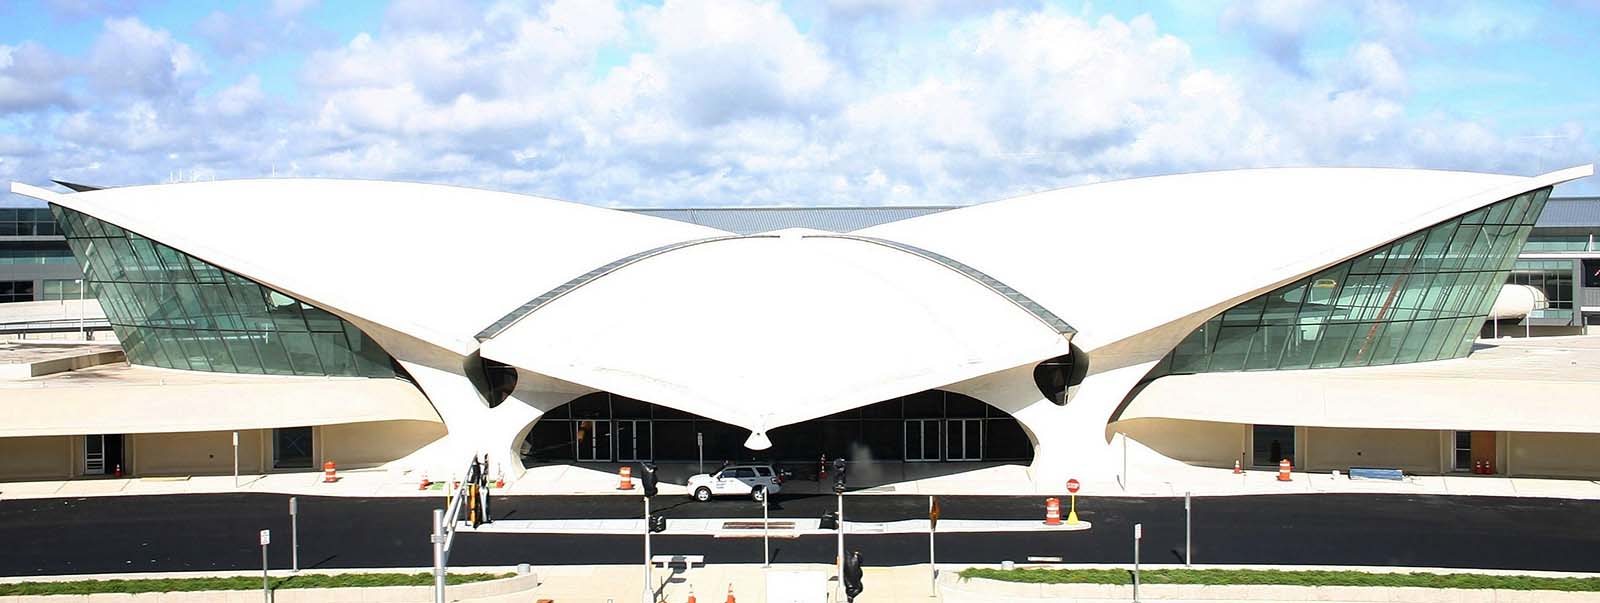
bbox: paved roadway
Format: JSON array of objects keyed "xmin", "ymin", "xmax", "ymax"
[{"xmin": 3, "ymin": 492, "xmax": 1598, "ymax": 576}]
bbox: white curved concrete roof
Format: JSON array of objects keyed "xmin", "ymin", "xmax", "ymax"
[
  {"xmin": 11, "ymin": 179, "xmax": 726, "ymax": 354},
  {"xmin": 478, "ymin": 230, "xmax": 1072, "ymax": 434},
  {"xmin": 862, "ymin": 165, "xmax": 1594, "ymax": 364}
]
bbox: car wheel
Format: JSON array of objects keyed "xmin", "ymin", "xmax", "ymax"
[
  {"xmin": 751, "ymin": 487, "xmax": 766, "ymax": 503},
  {"xmin": 694, "ymin": 487, "xmax": 712, "ymax": 502}
]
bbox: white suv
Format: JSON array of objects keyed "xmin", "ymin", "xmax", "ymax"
[{"xmin": 686, "ymin": 464, "xmax": 783, "ymax": 502}]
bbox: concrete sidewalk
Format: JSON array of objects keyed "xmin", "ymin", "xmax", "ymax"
[{"xmin": 5, "ymin": 462, "xmax": 1600, "ymax": 502}]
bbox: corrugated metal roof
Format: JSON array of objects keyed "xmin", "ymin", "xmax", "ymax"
[
  {"xmin": 1535, "ymin": 197, "xmax": 1600, "ymax": 228},
  {"xmin": 622, "ymin": 206, "xmax": 960, "ymax": 234}
]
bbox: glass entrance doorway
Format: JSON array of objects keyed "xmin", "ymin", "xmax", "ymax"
[
  {"xmin": 946, "ymin": 419, "xmax": 982, "ymax": 461},
  {"xmin": 84, "ymin": 434, "xmax": 124, "ymax": 475},
  {"xmin": 575, "ymin": 420, "xmax": 610, "ymax": 461},
  {"xmin": 616, "ymin": 420, "xmax": 652, "ymax": 462},
  {"xmin": 905, "ymin": 419, "xmax": 939, "ymax": 461},
  {"xmin": 1252, "ymin": 424, "xmax": 1295, "ymax": 468}
]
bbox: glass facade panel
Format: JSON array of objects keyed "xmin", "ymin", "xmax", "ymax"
[
  {"xmin": 1156, "ymin": 188, "xmax": 1546, "ymax": 375},
  {"xmin": 51, "ymin": 205, "xmax": 395, "ymax": 378}
]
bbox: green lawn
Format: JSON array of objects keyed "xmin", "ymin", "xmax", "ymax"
[
  {"xmin": 0, "ymin": 572, "xmax": 512, "ymax": 596},
  {"xmin": 958, "ymin": 568, "xmax": 1600, "ymax": 592}
]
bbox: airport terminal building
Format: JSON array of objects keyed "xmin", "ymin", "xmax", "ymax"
[{"xmin": 1, "ymin": 165, "xmax": 1597, "ymax": 485}]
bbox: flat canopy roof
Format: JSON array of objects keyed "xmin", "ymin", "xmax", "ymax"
[
  {"xmin": 0, "ymin": 364, "xmax": 440, "ymax": 437},
  {"xmin": 1119, "ymin": 336, "xmax": 1600, "ymax": 433}
]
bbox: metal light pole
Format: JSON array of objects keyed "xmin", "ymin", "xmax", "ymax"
[
  {"xmin": 289, "ymin": 497, "xmax": 299, "ymax": 573},
  {"xmin": 431, "ymin": 509, "xmax": 446, "ymax": 603},
  {"xmin": 836, "ymin": 492, "xmax": 845, "ymax": 603},
  {"xmin": 762, "ymin": 490, "xmax": 770, "ymax": 568},
  {"xmin": 697, "ymin": 433, "xmax": 704, "ymax": 474},
  {"xmin": 643, "ymin": 497, "xmax": 653, "ymax": 603}
]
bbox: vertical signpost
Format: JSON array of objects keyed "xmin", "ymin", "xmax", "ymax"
[
  {"xmin": 1185, "ymin": 491, "xmax": 1192, "ymax": 567},
  {"xmin": 258, "ymin": 529, "xmax": 271, "ymax": 603},
  {"xmin": 289, "ymin": 497, "xmax": 299, "ymax": 573},
  {"xmin": 1065, "ymin": 479, "xmax": 1080, "ymax": 525},
  {"xmin": 762, "ymin": 490, "xmax": 770, "ymax": 568},
  {"xmin": 696, "ymin": 433, "xmax": 704, "ymax": 474},
  {"xmin": 1132, "ymin": 523, "xmax": 1142, "ymax": 602},
  {"xmin": 927, "ymin": 496, "xmax": 940, "ymax": 596},
  {"xmin": 233, "ymin": 431, "xmax": 241, "ymax": 488}
]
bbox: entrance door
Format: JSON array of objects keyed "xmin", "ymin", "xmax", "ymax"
[
  {"xmin": 905, "ymin": 419, "xmax": 940, "ymax": 461},
  {"xmin": 84, "ymin": 434, "xmax": 124, "ymax": 475},
  {"xmin": 274, "ymin": 427, "xmax": 314, "ymax": 469},
  {"xmin": 575, "ymin": 420, "xmax": 611, "ymax": 462},
  {"xmin": 946, "ymin": 419, "xmax": 982, "ymax": 461},
  {"xmin": 1252, "ymin": 424, "xmax": 1295, "ymax": 468},
  {"xmin": 616, "ymin": 420, "xmax": 652, "ymax": 462}
]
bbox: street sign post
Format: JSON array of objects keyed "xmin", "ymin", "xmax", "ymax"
[
  {"xmin": 928, "ymin": 496, "xmax": 940, "ymax": 596},
  {"xmin": 289, "ymin": 497, "xmax": 299, "ymax": 573},
  {"xmin": 258, "ymin": 529, "xmax": 271, "ymax": 603},
  {"xmin": 233, "ymin": 431, "xmax": 240, "ymax": 488},
  {"xmin": 1185, "ymin": 491, "xmax": 1192, "ymax": 567},
  {"xmin": 1066, "ymin": 479, "xmax": 1080, "ymax": 525},
  {"xmin": 1133, "ymin": 523, "xmax": 1142, "ymax": 602}
]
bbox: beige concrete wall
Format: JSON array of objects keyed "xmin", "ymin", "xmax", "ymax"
[
  {"xmin": 1509, "ymin": 432, "xmax": 1600, "ymax": 478},
  {"xmin": 0, "ymin": 436, "xmax": 72, "ymax": 480},
  {"xmin": 131, "ymin": 430, "xmax": 266, "ymax": 476},
  {"xmin": 319, "ymin": 420, "xmax": 445, "ymax": 469},
  {"xmin": 1304, "ymin": 427, "xmax": 1441, "ymax": 474},
  {"xmin": 1115, "ymin": 418, "xmax": 1245, "ymax": 468}
]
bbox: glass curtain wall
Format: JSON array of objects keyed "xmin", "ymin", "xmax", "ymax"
[
  {"xmin": 51, "ymin": 204, "xmax": 396, "ymax": 378},
  {"xmin": 1509, "ymin": 259, "xmax": 1575, "ymax": 322},
  {"xmin": 1155, "ymin": 187, "xmax": 1550, "ymax": 375}
]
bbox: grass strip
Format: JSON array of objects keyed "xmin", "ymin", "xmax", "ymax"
[
  {"xmin": 957, "ymin": 568, "xmax": 1600, "ymax": 592},
  {"xmin": 0, "ymin": 572, "xmax": 512, "ymax": 596}
]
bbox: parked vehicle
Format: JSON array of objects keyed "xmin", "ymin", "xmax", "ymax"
[{"xmin": 686, "ymin": 464, "xmax": 784, "ymax": 502}]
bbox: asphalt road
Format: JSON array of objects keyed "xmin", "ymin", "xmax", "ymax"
[{"xmin": 3, "ymin": 492, "xmax": 1598, "ymax": 576}]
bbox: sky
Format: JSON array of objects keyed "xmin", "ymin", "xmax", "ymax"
[{"xmin": 0, "ymin": 0, "xmax": 1596, "ymax": 208}]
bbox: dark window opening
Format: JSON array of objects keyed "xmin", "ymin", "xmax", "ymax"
[
  {"xmin": 480, "ymin": 358, "xmax": 518, "ymax": 408},
  {"xmin": 1033, "ymin": 347, "xmax": 1084, "ymax": 405},
  {"xmin": 274, "ymin": 427, "xmax": 314, "ymax": 469}
]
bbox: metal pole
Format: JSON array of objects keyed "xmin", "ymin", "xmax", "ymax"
[
  {"xmin": 233, "ymin": 431, "xmax": 240, "ymax": 488},
  {"xmin": 432, "ymin": 508, "xmax": 445, "ymax": 603},
  {"xmin": 762, "ymin": 490, "xmax": 770, "ymax": 568},
  {"xmin": 697, "ymin": 433, "xmax": 704, "ymax": 474},
  {"xmin": 1133, "ymin": 523, "xmax": 1142, "ymax": 602},
  {"xmin": 928, "ymin": 495, "xmax": 936, "ymax": 596},
  {"xmin": 1121, "ymin": 433, "xmax": 1128, "ymax": 491},
  {"xmin": 290, "ymin": 497, "xmax": 299, "ymax": 573},
  {"xmin": 77, "ymin": 279, "xmax": 84, "ymax": 340},
  {"xmin": 643, "ymin": 497, "xmax": 652, "ymax": 603},
  {"xmin": 1184, "ymin": 491, "xmax": 1192, "ymax": 567},
  {"xmin": 261, "ymin": 540, "xmax": 270, "ymax": 603},
  {"xmin": 836, "ymin": 492, "xmax": 845, "ymax": 603}
]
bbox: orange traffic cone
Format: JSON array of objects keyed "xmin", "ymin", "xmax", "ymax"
[
  {"xmin": 726, "ymin": 583, "xmax": 735, "ymax": 603},
  {"xmin": 687, "ymin": 587, "xmax": 696, "ymax": 603},
  {"xmin": 495, "ymin": 468, "xmax": 505, "ymax": 489},
  {"xmin": 1232, "ymin": 460, "xmax": 1241, "ymax": 474},
  {"xmin": 419, "ymin": 471, "xmax": 431, "ymax": 490}
]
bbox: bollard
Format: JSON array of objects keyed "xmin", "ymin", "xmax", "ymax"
[
  {"xmin": 618, "ymin": 466, "xmax": 634, "ymax": 490},
  {"xmin": 322, "ymin": 460, "xmax": 338, "ymax": 483},
  {"xmin": 1043, "ymin": 497, "xmax": 1062, "ymax": 525},
  {"xmin": 1276, "ymin": 459, "xmax": 1292, "ymax": 482}
]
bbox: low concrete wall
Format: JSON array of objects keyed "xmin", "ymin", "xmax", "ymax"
[
  {"xmin": 1511, "ymin": 432, "xmax": 1600, "ymax": 478},
  {"xmin": 1304, "ymin": 427, "xmax": 1440, "ymax": 474},
  {"xmin": 0, "ymin": 435, "xmax": 71, "ymax": 480},
  {"xmin": 0, "ymin": 572, "xmax": 538, "ymax": 603},
  {"xmin": 941, "ymin": 575, "xmax": 1599, "ymax": 602},
  {"xmin": 1114, "ymin": 418, "xmax": 1245, "ymax": 469},
  {"xmin": 319, "ymin": 420, "xmax": 446, "ymax": 470}
]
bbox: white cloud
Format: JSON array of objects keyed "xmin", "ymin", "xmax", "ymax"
[{"xmin": 87, "ymin": 17, "xmax": 205, "ymax": 98}]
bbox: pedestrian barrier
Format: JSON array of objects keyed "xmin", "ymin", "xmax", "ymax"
[
  {"xmin": 619, "ymin": 466, "xmax": 634, "ymax": 490},
  {"xmin": 1044, "ymin": 497, "xmax": 1062, "ymax": 525},
  {"xmin": 1276, "ymin": 459, "xmax": 1292, "ymax": 482},
  {"xmin": 322, "ymin": 460, "xmax": 338, "ymax": 483}
]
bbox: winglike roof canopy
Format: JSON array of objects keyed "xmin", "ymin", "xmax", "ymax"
[{"xmin": 478, "ymin": 230, "xmax": 1072, "ymax": 434}]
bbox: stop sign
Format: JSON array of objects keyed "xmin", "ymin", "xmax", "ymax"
[{"xmin": 1067, "ymin": 479, "xmax": 1080, "ymax": 494}]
